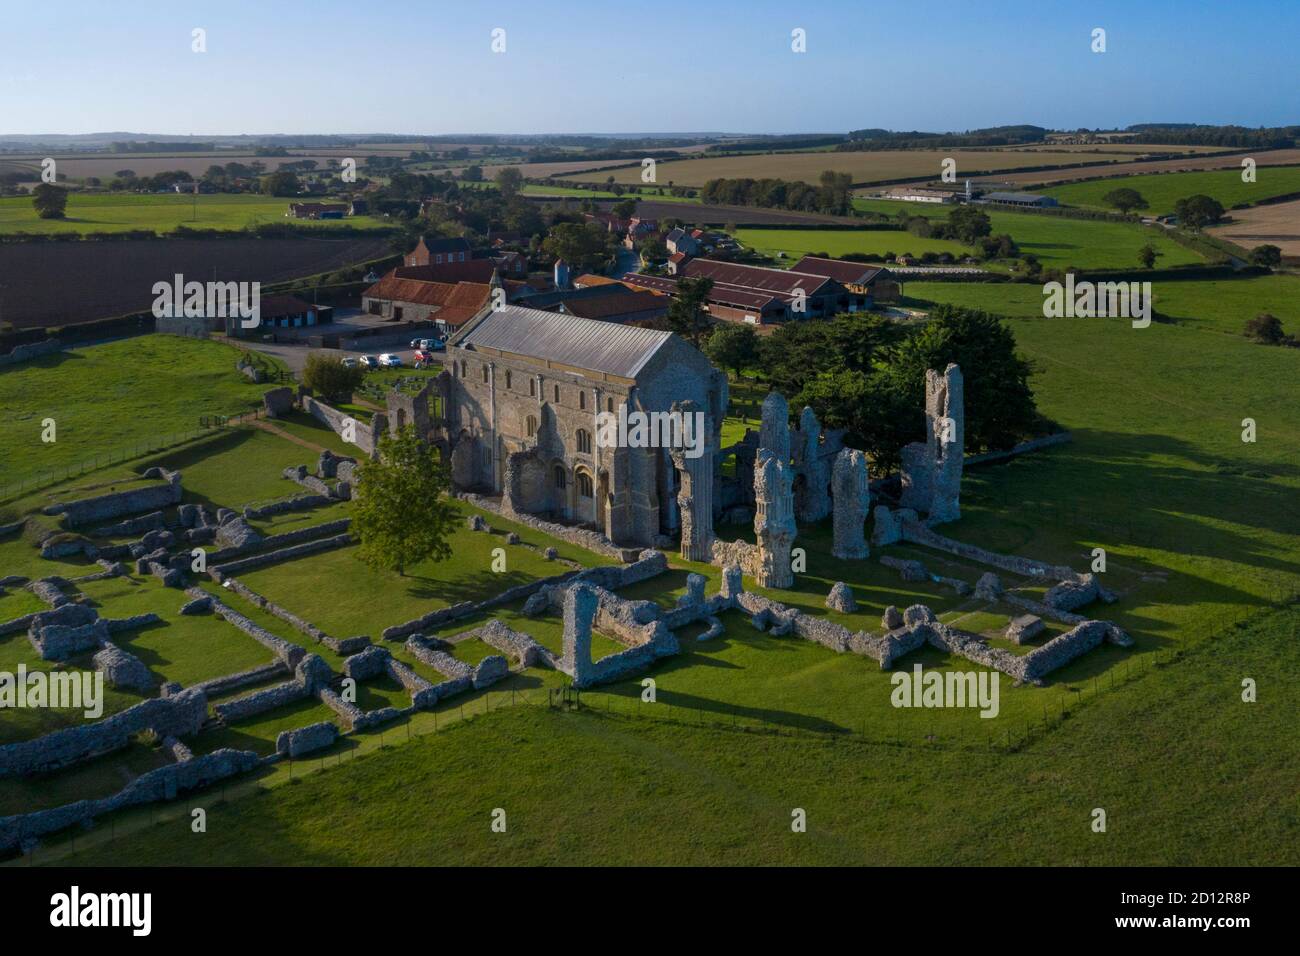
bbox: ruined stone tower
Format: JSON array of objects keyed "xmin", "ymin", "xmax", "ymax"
[
  {"xmin": 670, "ymin": 399, "xmax": 715, "ymax": 562},
  {"xmin": 831, "ymin": 448, "xmax": 870, "ymax": 559},
  {"xmin": 753, "ymin": 450, "xmax": 797, "ymax": 588},
  {"xmin": 759, "ymin": 392, "xmax": 791, "ymax": 463},
  {"xmin": 793, "ymin": 406, "xmax": 831, "ymax": 523},
  {"xmin": 900, "ymin": 363, "xmax": 964, "ymax": 525}
]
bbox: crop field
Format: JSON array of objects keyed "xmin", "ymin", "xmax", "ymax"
[
  {"xmin": 1209, "ymin": 197, "xmax": 1300, "ymax": 257},
  {"xmin": 0, "ymin": 192, "xmax": 388, "ymax": 236},
  {"xmin": 967, "ymin": 148, "xmax": 1300, "ymax": 188},
  {"xmin": 0, "ymin": 148, "xmax": 438, "ymax": 181},
  {"xmin": 559, "ymin": 148, "xmax": 1158, "ymax": 188},
  {"xmin": 1041, "ymin": 166, "xmax": 1300, "ymax": 215},
  {"xmin": 0, "ymin": 234, "xmax": 393, "ymax": 329}
]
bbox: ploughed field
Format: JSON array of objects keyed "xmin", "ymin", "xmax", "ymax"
[{"xmin": 0, "ymin": 235, "xmax": 392, "ymax": 329}]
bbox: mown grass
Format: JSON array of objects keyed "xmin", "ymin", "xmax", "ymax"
[
  {"xmin": 0, "ymin": 193, "xmax": 388, "ymax": 236},
  {"xmin": 43, "ymin": 602, "xmax": 1298, "ymax": 866},
  {"xmin": 1040, "ymin": 166, "xmax": 1300, "ymax": 215},
  {"xmin": 0, "ymin": 335, "xmax": 285, "ymax": 494}
]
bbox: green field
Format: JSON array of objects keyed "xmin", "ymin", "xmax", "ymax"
[
  {"xmin": 0, "ymin": 192, "xmax": 389, "ymax": 235},
  {"xmin": 43, "ymin": 601, "xmax": 1300, "ymax": 866},
  {"xmin": 743, "ymin": 211, "xmax": 1204, "ymax": 271},
  {"xmin": 3, "ymin": 281, "xmax": 1298, "ymax": 865},
  {"xmin": 1040, "ymin": 166, "xmax": 1300, "ymax": 216},
  {"xmin": 0, "ymin": 336, "xmax": 284, "ymax": 498}
]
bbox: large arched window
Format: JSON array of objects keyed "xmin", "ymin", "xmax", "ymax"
[
  {"xmin": 577, "ymin": 472, "xmax": 594, "ymax": 498},
  {"xmin": 526, "ymin": 415, "xmax": 538, "ymax": 438},
  {"xmin": 553, "ymin": 466, "xmax": 567, "ymax": 490},
  {"xmin": 576, "ymin": 429, "xmax": 592, "ymax": 454}
]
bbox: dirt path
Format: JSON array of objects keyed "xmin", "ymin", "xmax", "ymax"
[{"xmin": 248, "ymin": 418, "xmax": 329, "ymax": 453}]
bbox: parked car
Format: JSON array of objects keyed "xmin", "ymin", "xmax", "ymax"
[
  {"xmin": 341, "ymin": 357, "xmax": 358, "ymax": 368},
  {"xmin": 413, "ymin": 350, "xmax": 441, "ymax": 368},
  {"xmin": 427, "ymin": 337, "xmax": 446, "ymax": 352},
  {"xmin": 359, "ymin": 355, "xmax": 379, "ymax": 369},
  {"xmin": 377, "ymin": 353, "xmax": 402, "ymax": 368}
]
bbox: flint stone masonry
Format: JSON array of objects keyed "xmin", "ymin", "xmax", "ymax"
[
  {"xmin": 213, "ymin": 679, "xmax": 310, "ymax": 723},
  {"xmin": 302, "ymin": 395, "xmax": 384, "ymax": 457},
  {"xmin": 263, "ymin": 386, "xmax": 295, "ymax": 418},
  {"xmin": 831, "ymin": 449, "xmax": 870, "ymax": 559},
  {"xmin": 27, "ymin": 578, "xmax": 70, "ymax": 608},
  {"xmin": 478, "ymin": 618, "xmax": 555, "ymax": 668},
  {"xmin": 93, "ymin": 641, "xmax": 153, "ymax": 690},
  {"xmin": 871, "ymin": 506, "xmax": 903, "ymax": 547},
  {"xmin": 220, "ymin": 576, "xmax": 368, "ymax": 655},
  {"xmin": 759, "ymin": 393, "xmax": 791, "ymax": 462},
  {"xmin": 1007, "ymin": 614, "xmax": 1045, "ymax": 644},
  {"xmin": 214, "ymin": 515, "xmax": 263, "ymax": 551},
  {"xmin": 276, "ymin": 721, "xmax": 338, "ymax": 758},
  {"xmin": 0, "ymin": 746, "xmax": 259, "ymax": 853},
  {"xmin": 317, "ymin": 450, "xmax": 357, "ymax": 479},
  {"xmin": 880, "ymin": 556, "xmax": 928, "ymax": 582},
  {"xmin": 473, "ymin": 655, "xmax": 510, "ymax": 689},
  {"xmin": 826, "ymin": 581, "xmax": 857, "ymax": 613},
  {"xmin": 180, "ymin": 596, "xmax": 212, "ymax": 615},
  {"xmin": 898, "ymin": 517, "xmax": 1082, "ymax": 583},
  {"xmin": 47, "ymin": 470, "xmax": 183, "ymax": 528},
  {"xmin": 752, "ymin": 450, "xmax": 797, "ymax": 589},
  {"xmin": 27, "ymin": 604, "xmax": 109, "ymax": 661},
  {"xmin": 0, "ymin": 338, "xmax": 63, "ymax": 367},
  {"xmin": 900, "ymin": 364, "xmax": 964, "ymax": 526},
  {"xmin": 974, "ymin": 572, "xmax": 1003, "ymax": 601},
  {"xmin": 670, "ymin": 399, "xmax": 716, "ymax": 562},
  {"xmin": 0, "ymin": 688, "xmax": 207, "ymax": 779},
  {"xmin": 882, "ymin": 605, "xmax": 903, "ymax": 630},
  {"xmin": 191, "ymin": 587, "xmax": 306, "ymax": 668},
  {"xmin": 460, "ymin": 492, "xmax": 631, "ymax": 560},
  {"xmin": 1044, "ymin": 573, "xmax": 1116, "ymax": 612},
  {"xmin": 191, "ymin": 661, "xmax": 289, "ymax": 699},
  {"xmin": 243, "ymin": 494, "xmax": 333, "ymax": 521},
  {"xmin": 90, "ymin": 511, "xmax": 166, "ymax": 537},
  {"xmin": 209, "ymin": 518, "xmax": 352, "ymax": 565},
  {"xmin": 558, "ymin": 584, "xmax": 681, "ymax": 689},
  {"xmin": 1000, "ymin": 591, "xmax": 1131, "ymax": 646},
  {"xmin": 209, "ymin": 531, "xmax": 352, "ymax": 581}
]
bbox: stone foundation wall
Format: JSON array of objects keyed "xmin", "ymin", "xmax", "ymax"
[
  {"xmin": 191, "ymin": 588, "xmax": 306, "ymax": 668},
  {"xmin": 302, "ymin": 396, "xmax": 382, "ymax": 457},
  {"xmin": 0, "ymin": 747, "xmax": 259, "ymax": 853},
  {"xmin": 0, "ymin": 688, "xmax": 208, "ymax": 779},
  {"xmin": 49, "ymin": 470, "xmax": 183, "ymax": 528},
  {"xmin": 209, "ymin": 532, "xmax": 352, "ymax": 581},
  {"xmin": 900, "ymin": 518, "xmax": 1082, "ymax": 583},
  {"xmin": 220, "ymin": 577, "xmax": 369, "ymax": 656}
]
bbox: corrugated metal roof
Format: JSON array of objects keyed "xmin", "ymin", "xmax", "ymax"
[{"xmin": 456, "ymin": 305, "xmax": 672, "ymax": 378}]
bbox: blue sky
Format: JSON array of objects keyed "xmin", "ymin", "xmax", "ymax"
[{"xmin": 0, "ymin": 0, "xmax": 1295, "ymax": 135}]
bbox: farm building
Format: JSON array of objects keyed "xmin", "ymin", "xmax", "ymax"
[
  {"xmin": 361, "ymin": 269, "xmax": 527, "ymax": 334},
  {"xmin": 286, "ymin": 202, "xmax": 348, "ymax": 219},
  {"xmin": 404, "ymin": 235, "xmax": 473, "ymax": 267},
  {"xmin": 978, "ymin": 191, "xmax": 1058, "ymax": 208},
  {"xmin": 881, "ymin": 186, "xmax": 958, "ymax": 204},
  {"xmin": 516, "ymin": 284, "xmax": 670, "ymax": 326},
  {"xmin": 789, "ymin": 256, "xmax": 900, "ymax": 304},
  {"xmin": 623, "ymin": 258, "xmax": 865, "ymax": 326},
  {"xmin": 229, "ymin": 294, "xmax": 333, "ymax": 335}
]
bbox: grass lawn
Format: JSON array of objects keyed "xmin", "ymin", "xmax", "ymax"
[
  {"xmin": 136, "ymin": 427, "xmax": 323, "ymax": 510},
  {"xmin": 1040, "ymin": 166, "xmax": 1300, "ymax": 216},
  {"xmin": 0, "ymin": 193, "xmax": 389, "ymax": 236},
  {"xmin": 45, "ymin": 601, "xmax": 1298, "ymax": 866},
  {"xmin": 0, "ymin": 335, "xmax": 286, "ymax": 496},
  {"xmin": 231, "ymin": 499, "xmax": 613, "ymax": 640}
]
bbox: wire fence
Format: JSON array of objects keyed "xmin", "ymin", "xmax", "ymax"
[{"xmin": 0, "ymin": 409, "xmax": 277, "ymax": 506}]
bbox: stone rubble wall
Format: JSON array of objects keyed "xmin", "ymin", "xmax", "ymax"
[
  {"xmin": 477, "ymin": 618, "xmax": 556, "ymax": 668},
  {"xmin": 1000, "ymin": 592, "xmax": 1131, "ymax": 646},
  {"xmin": 190, "ymin": 661, "xmax": 289, "ymax": 699},
  {"xmin": 190, "ymin": 587, "xmax": 306, "ymax": 669},
  {"xmin": 209, "ymin": 532, "xmax": 352, "ymax": 581},
  {"xmin": 276, "ymin": 721, "xmax": 338, "ymax": 758},
  {"xmin": 242, "ymin": 494, "xmax": 334, "ymax": 521},
  {"xmin": 0, "ymin": 747, "xmax": 260, "ymax": 853},
  {"xmin": 302, "ymin": 395, "xmax": 382, "ymax": 457},
  {"xmin": 0, "ymin": 338, "xmax": 63, "ymax": 367},
  {"xmin": 92, "ymin": 641, "xmax": 153, "ymax": 691},
  {"xmin": 212, "ymin": 679, "xmax": 310, "ymax": 723},
  {"xmin": 220, "ymin": 577, "xmax": 369, "ymax": 656},
  {"xmin": 900, "ymin": 517, "xmax": 1082, "ymax": 583},
  {"xmin": 90, "ymin": 511, "xmax": 167, "ymax": 538},
  {"xmin": 48, "ymin": 470, "xmax": 183, "ymax": 528},
  {"xmin": 208, "ymin": 518, "xmax": 351, "ymax": 565},
  {"xmin": 0, "ymin": 688, "xmax": 208, "ymax": 779},
  {"xmin": 458, "ymin": 493, "xmax": 632, "ymax": 560}
]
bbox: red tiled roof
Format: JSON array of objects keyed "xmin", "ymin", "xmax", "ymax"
[
  {"xmin": 395, "ymin": 260, "xmax": 500, "ymax": 283},
  {"xmin": 681, "ymin": 259, "xmax": 833, "ymax": 297},
  {"xmin": 559, "ymin": 288, "xmax": 668, "ymax": 321},
  {"xmin": 789, "ymin": 256, "xmax": 888, "ymax": 285},
  {"xmin": 621, "ymin": 273, "xmax": 780, "ymax": 312}
]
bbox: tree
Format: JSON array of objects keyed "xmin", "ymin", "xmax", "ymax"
[
  {"xmin": 704, "ymin": 322, "xmax": 759, "ymax": 380},
  {"xmin": 541, "ymin": 222, "xmax": 615, "ymax": 273},
  {"xmin": 665, "ymin": 277, "xmax": 713, "ymax": 348},
  {"xmin": 945, "ymin": 205, "xmax": 992, "ymax": 244},
  {"xmin": 32, "ymin": 183, "xmax": 69, "ymax": 219},
  {"xmin": 302, "ymin": 352, "xmax": 364, "ymax": 403},
  {"xmin": 352, "ymin": 427, "xmax": 459, "ymax": 576},
  {"xmin": 495, "ymin": 166, "xmax": 523, "ymax": 200},
  {"xmin": 462, "ymin": 165, "xmax": 484, "ymax": 182},
  {"xmin": 1244, "ymin": 313, "xmax": 1285, "ymax": 345},
  {"xmin": 1174, "ymin": 194, "xmax": 1224, "ymax": 230},
  {"xmin": 1249, "ymin": 244, "xmax": 1282, "ymax": 267},
  {"xmin": 1137, "ymin": 243, "xmax": 1160, "ymax": 269},
  {"xmin": 260, "ymin": 171, "xmax": 300, "ymax": 197},
  {"xmin": 1102, "ymin": 187, "xmax": 1148, "ymax": 213},
  {"xmin": 611, "ymin": 198, "xmax": 637, "ymax": 219}
]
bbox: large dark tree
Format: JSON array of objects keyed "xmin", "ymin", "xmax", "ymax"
[
  {"xmin": 665, "ymin": 277, "xmax": 714, "ymax": 348},
  {"xmin": 1174, "ymin": 194, "xmax": 1225, "ymax": 230},
  {"xmin": 1102, "ymin": 187, "xmax": 1149, "ymax": 213},
  {"xmin": 32, "ymin": 183, "xmax": 69, "ymax": 219}
]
